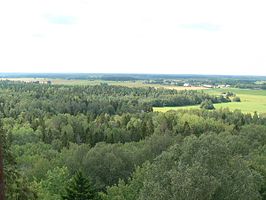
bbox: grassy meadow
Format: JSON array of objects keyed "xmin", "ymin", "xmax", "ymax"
[{"xmin": 154, "ymin": 88, "xmax": 266, "ymax": 114}]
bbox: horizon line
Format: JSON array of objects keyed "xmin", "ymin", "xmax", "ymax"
[{"xmin": 0, "ymin": 72, "xmax": 266, "ymax": 78}]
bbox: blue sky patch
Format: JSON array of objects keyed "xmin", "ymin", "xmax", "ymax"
[
  {"xmin": 44, "ymin": 14, "xmax": 77, "ymax": 25},
  {"xmin": 179, "ymin": 23, "xmax": 221, "ymax": 31}
]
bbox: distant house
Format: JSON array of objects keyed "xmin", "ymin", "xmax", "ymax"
[
  {"xmin": 217, "ymin": 84, "xmax": 230, "ymax": 88},
  {"xmin": 217, "ymin": 84, "xmax": 226, "ymax": 88},
  {"xmin": 203, "ymin": 84, "xmax": 213, "ymax": 88},
  {"xmin": 183, "ymin": 83, "xmax": 191, "ymax": 87}
]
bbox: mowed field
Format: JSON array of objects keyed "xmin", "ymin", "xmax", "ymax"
[{"xmin": 154, "ymin": 88, "xmax": 266, "ymax": 114}]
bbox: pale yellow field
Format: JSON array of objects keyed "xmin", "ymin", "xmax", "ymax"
[
  {"xmin": 0, "ymin": 78, "xmax": 207, "ymax": 91},
  {"xmin": 155, "ymin": 85, "xmax": 207, "ymax": 91},
  {"xmin": 0, "ymin": 78, "xmax": 48, "ymax": 82}
]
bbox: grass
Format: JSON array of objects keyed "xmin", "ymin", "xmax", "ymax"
[{"xmin": 154, "ymin": 88, "xmax": 266, "ymax": 114}]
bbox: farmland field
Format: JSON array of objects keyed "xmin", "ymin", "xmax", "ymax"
[
  {"xmin": 154, "ymin": 88, "xmax": 266, "ymax": 114},
  {"xmin": 0, "ymin": 78, "xmax": 206, "ymax": 90}
]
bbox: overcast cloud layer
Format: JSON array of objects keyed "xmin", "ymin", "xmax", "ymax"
[{"xmin": 0, "ymin": 0, "xmax": 265, "ymax": 75}]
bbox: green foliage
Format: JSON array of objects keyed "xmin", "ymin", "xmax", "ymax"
[
  {"xmin": 62, "ymin": 171, "xmax": 99, "ymax": 200},
  {"xmin": 1, "ymin": 81, "xmax": 266, "ymax": 199},
  {"xmin": 1, "ymin": 119, "xmax": 37, "ymax": 199},
  {"xmin": 200, "ymin": 100, "xmax": 215, "ymax": 110},
  {"xmin": 102, "ymin": 165, "xmax": 149, "ymax": 200},
  {"xmin": 32, "ymin": 167, "xmax": 71, "ymax": 200},
  {"xmin": 106, "ymin": 134, "xmax": 263, "ymax": 200},
  {"xmin": 61, "ymin": 135, "xmax": 176, "ymax": 191}
]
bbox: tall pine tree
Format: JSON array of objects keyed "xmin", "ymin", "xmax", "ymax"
[{"xmin": 62, "ymin": 171, "xmax": 99, "ymax": 200}]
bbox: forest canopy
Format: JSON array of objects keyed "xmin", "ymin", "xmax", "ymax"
[{"xmin": 0, "ymin": 80, "xmax": 265, "ymax": 199}]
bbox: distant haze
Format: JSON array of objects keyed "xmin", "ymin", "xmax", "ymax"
[{"xmin": 0, "ymin": 0, "xmax": 266, "ymax": 75}]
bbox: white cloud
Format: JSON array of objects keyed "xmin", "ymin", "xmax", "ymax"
[{"xmin": 0, "ymin": 0, "xmax": 266, "ymax": 75}]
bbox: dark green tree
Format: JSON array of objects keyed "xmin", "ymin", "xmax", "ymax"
[
  {"xmin": 182, "ymin": 121, "xmax": 191, "ymax": 136},
  {"xmin": 62, "ymin": 171, "xmax": 99, "ymax": 200},
  {"xmin": 200, "ymin": 100, "xmax": 215, "ymax": 110},
  {"xmin": 253, "ymin": 111, "xmax": 259, "ymax": 124}
]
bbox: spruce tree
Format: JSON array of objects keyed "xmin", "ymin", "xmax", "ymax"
[{"xmin": 62, "ymin": 171, "xmax": 98, "ymax": 200}]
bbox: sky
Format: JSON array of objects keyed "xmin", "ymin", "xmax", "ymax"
[{"xmin": 0, "ymin": 0, "xmax": 266, "ymax": 75}]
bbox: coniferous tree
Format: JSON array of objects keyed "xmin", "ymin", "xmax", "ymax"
[
  {"xmin": 62, "ymin": 171, "xmax": 99, "ymax": 200},
  {"xmin": 253, "ymin": 111, "xmax": 259, "ymax": 124},
  {"xmin": 182, "ymin": 121, "xmax": 191, "ymax": 136}
]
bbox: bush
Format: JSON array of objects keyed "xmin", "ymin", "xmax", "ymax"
[
  {"xmin": 200, "ymin": 100, "xmax": 215, "ymax": 110},
  {"xmin": 232, "ymin": 96, "xmax": 241, "ymax": 102}
]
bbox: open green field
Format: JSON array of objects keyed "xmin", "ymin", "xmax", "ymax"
[{"xmin": 154, "ymin": 88, "xmax": 266, "ymax": 114}]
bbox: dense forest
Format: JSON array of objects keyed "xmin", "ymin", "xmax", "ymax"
[{"xmin": 0, "ymin": 80, "xmax": 266, "ymax": 199}]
